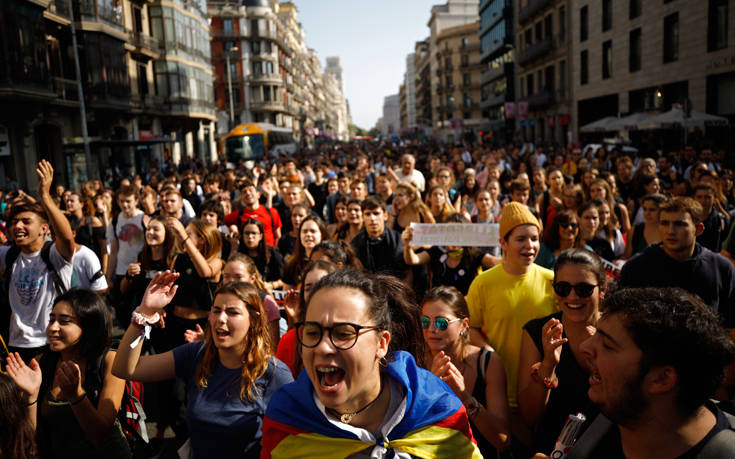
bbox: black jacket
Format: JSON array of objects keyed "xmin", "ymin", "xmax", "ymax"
[
  {"xmin": 351, "ymin": 227, "xmax": 406, "ymax": 276},
  {"xmin": 619, "ymin": 242, "xmax": 735, "ymax": 326}
]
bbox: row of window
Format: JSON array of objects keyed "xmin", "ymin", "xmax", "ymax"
[
  {"xmin": 519, "ymin": 60, "xmax": 567, "ymax": 98},
  {"xmin": 580, "ymin": 0, "xmax": 728, "ymax": 52},
  {"xmin": 149, "ymin": 6, "xmax": 211, "ymax": 62},
  {"xmin": 518, "ymin": 6, "xmax": 566, "ymax": 52},
  {"xmin": 154, "ymin": 60, "xmax": 213, "ymax": 103}
]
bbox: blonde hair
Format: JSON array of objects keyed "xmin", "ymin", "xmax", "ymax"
[
  {"xmin": 185, "ymin": 220, "xmax": 222, "ymax": 261},
  {"xmin": 195, "ymin": 282, "xmax": 272, "ymax": 400}
]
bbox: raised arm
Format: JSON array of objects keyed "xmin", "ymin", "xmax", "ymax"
[
  {"xmin": 37, "ymin": 160, "xmax": 74, "ymax": 261},
  {"xmin": 112, "ymin": 271, "xmax": 178, "ymax": 382},
  {"xmin": 401, "ymin": 226, "xmax": 430, "ymax": 265},
  {"xmin": 168, "ymin": 217, "xmax": 221, "ymax": 280}
]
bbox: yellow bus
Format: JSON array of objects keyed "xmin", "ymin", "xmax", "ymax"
[{"xmin": 220, "ymin": 123, "xmax": 297, "ymax": 166}]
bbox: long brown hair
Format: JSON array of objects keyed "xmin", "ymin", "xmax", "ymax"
[
  {"xmin": 395, "ymin": 183, "xmax": 434, "ymax": 224},
  {"xmin": 195, "ymin": 282, "xmax": 272, "ymax": 400},
  {"xmin": 225, "ymin": 252, "xmax": 268, "ymax": 292},
  {"xmin": 0, "ymin": 374, "xmax": 37, "ymax": 458},
  {"xmin": 140, "ymin": 216, "xmax": 178, "ymax": 269},
  {"xmin": 421, "ymin": 285, "xmax": 471, "ymax": 360},
  {"xmin": 186, "ymin": 219, "xmax": 223, "ymax": 262},
  {"xmin": 283, "ymin": 216, "xmax": 327, "ymax": 283}
]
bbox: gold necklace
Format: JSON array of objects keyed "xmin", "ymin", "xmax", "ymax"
[{"xmin": 328, "ymin": 379, "xmax": 385, "ymax": 424}]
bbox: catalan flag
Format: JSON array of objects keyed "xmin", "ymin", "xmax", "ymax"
[{"xmin": 261, "ymin": 351, "xmax": 482, "ymax": 459}]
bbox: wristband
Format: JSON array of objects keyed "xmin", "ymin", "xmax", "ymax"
[
  {"xmin": 130, "ymin": 307, "xmax": 160, "ymax": 348},
  {"xmin": 26, "ymin": 398, "xmax": 38, "ymax": 406},
  {"xmin": 70, "ymin": 393, "xmax": 87, "ymax": 406},
  {"xmin": 465, "ymin": 397, "xmax": 481, "ymax": 418},
  {"xmin": 531, "ymin": 362, "xmax": 559, "ymax": 389},
  {"xmin": 183, "ymin": 236, "xmax": 190, "ymax": 244}
]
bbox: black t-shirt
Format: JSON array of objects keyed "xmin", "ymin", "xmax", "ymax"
[
  {"xmin": 240, "ymin": 246, "xmax": 283, "ymax": 282},
  {"xmin": 586, "ymin": 402, "xmax": 732, "ymax": 459},
  {"xmin": 126, "ymin": 254, "xmax": 170, "ymax": 307},
  {"xmin": 426, "ymin": 247, "xmax": 483, "ymax": 295},
  {"xmin": 171, "ymin": 253, "xmax": 217, "ymax": 311}
]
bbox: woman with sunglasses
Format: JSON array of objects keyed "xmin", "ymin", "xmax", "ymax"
[
  {"xmin": 517, "ymin": 249, "xmax": 607, "ymax": 453},
  {"xmin": 535, "ymin": 210, "xmax": 585, "ymax": 269},
  {"xmin": 262, "ymin": 270, "xmax": 482, "ymax": 458},
  {"xmin": 421, "ymin": 286, "xmax": 511, "ymax": 457}
]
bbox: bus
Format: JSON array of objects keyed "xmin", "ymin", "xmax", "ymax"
[{"xmin": 220, "ymin": 123, "xmax": 297, "ymax": 167}]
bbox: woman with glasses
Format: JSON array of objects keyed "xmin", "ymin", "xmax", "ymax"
[
  {"xmin": 517, "ymin": 249, "xmax": 606, "ymax": 454},
  {"xmin": 421, "ymin": 286, "xmax": 511, "ymax": 457},
  {"xmin": 535, "ymin": 210, "xmax": 586, "ymax": 269},
  {"xmin": 113, "ymin": 273, "xmax": 293, "ymax": 457},
  {"xmin": 262, "ymin": 270, "xmax": 482, "ymax": 458}
]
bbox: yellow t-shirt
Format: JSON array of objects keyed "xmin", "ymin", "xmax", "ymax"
[{"xmin": 467, "ymin": 263, "xmax": 556, "ymax": 407}]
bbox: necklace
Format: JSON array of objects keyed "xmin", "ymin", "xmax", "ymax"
[{"xmin": 328, "ymin": 378, "xmax": 385, "ymax": 424}]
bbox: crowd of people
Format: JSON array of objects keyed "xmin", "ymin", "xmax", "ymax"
[{"xmin": 1, "ymin": 140, "xmax": 735, "ymax": 458}]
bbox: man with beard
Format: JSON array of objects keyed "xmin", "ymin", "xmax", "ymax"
[{"xmin": 538, "ymin": 288, "xmax": 735, "ymax": 458}]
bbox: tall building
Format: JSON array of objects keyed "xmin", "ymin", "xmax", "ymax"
[
  {"xmin": 571, "ymin": 0, "xmax": 735, "ymax": 142},
  {"xmin": 0, "ymin": 0, "xmax": 215, "ymax": 189},
  {"xmin": 478, "ymin": 0, "xmax": 515, "ymax": 139},
  {"xmin": 434, "ymin": 21, "xmax": 485, "ymax": 142},
  {"xmin": 414, "ymin": 40, "xmax": 434, "ymax": 135},
  {"xmin": 405, "ymin": 53, "xmax": 418, "ymax": 128},
  {"xmin": 382, "ymin": 94, "xmax": 401, "ymax": 136},
  {"xmin": 515, "ymin": 0, "xmax": 572, "ymax": 144}
]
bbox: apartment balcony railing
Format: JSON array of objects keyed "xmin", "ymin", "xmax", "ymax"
[
  {"xmin": 52, "ymin": 77, "xmax": 79, "ymax": 102},
  {"xmin": 460, "ymin": 60, "xmax": 484, "ymax": 69},
  {"xmin": 518, "ymin": 0, "xmax": 552, "ymax": 25},
  {"xmin": 521, "ymin": 88, "xmax": 556, "ymax": 109},
  {"xmin": 481, "ymin": 91, "xmax": 506, "ymax": 107},
  {"xmin": 128, "ymin": 31, "xmax": 161, "ymax": 52},
  {"xmin": 459, "ymin": 43, "xmax": 481, "ymax": 53},
  {"xmin": 249, "ymin": 74, "xmax": 283, "ymax": 84},
  {"xmin": 480, "ymin": 65, "xmax": 506, "ymax": 85},
  {"xmin": 517, "ymin": 35, "xmax": 554, "ymax": 66}
]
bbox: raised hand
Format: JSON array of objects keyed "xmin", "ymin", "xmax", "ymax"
[
  {"xmin": 139, "ymin": 270, "xmax": 180, "ymax": 315},
  {"xmin": 431, "ymin": 351, "xmax": 467, "ymax": 399},
  {"xmin": 6, "ymin": 353, "xmax": 41, "ymax": 399},
  {"xmin": 184, "ymin": 324, "xmax": 205, "ymax": 343},
  {"xmin": 36, "ymin": 160, "xmax": 54, "ymax": 198},
  {"xmin": 167, "ymin": 217, "xmax": 188, "ymax": 240},
  {"xmin": 282, "ymin": 289, "xmax": 300, "ymax": 324},
  {"xmin": 542, "ymin": 318, "xmax": 567, "ymax": 367}
]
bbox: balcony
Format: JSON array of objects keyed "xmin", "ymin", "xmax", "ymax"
[
  {"xmin": 518, "ymin": 0, "xmax": 552, "ymax": 25},
  {"xmin": 460, "ymin": 60, "xmax": 484, "ymax": 69},
  {"xmin": 459, "ymin": 43, "xmax": 481, "ymax": 53},
  {"xmin": 481, "ymin": 91, "xmax": 506, "ymax": 108},
  {"xmin": 517, "ymin": 35, "xmax": 554, "ymax": 66},
  {"xmin": 460, "ymin": 81, "xmax": 481, "ymax": 90},
  {"xmin": 52, "ymin": 77, "xmax": 79, "ymax": 103},
  {"xmin": 522, "ymin": 88, "xmax": 555, "ymax": 109},
  {"xmin": 127, "ymin": 31, "xmax": 161, "ymax": 57},
  {"xmin": 250, "ymin": 100, "xmax": 289, "ymax": 112},
  {"xmin": 249, "ymin": 74, "xmax": 283, "ymax": 84},
  {"xmin": 480, "ymin": 65, "xmax": 506, "ymax": 85}
]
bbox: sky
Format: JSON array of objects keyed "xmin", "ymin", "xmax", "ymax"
[{"xmin": 292, "ymin": 0, "xmax": 438, "ymax": 130}]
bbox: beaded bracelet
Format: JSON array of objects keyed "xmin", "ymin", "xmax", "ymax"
[{"xmin": 531, "ymin": 362, "xmax": 559, "ymax": 389}]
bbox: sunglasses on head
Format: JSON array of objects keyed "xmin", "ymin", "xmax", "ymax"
[
  {"xmin": 421, "ymin": 316, "xmax": 460, "ymax": 331},
  {"xmin": 553, "ymin": 281, "xmax": 598, "ymax": 298},
  {"xmin": 559, "ymin": 222, "xmax": 579, "ymax": 230}
]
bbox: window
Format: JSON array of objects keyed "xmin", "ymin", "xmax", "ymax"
[
  {"xmin": 708, "ymin": 0, "xmax": 728, "ymax": 51},
  {"xmin": 545, "ymin": 65, "xmax": 555, "ymax": 91},
  {"xmin": 463, "ymin": 73, "xmax": 471, "ymax": 86},
  {"xmin": 602, "ymin": 0, "xmax": 612, "ymax": 31},
  {"xmin": 629, "ymin": 28, "xmax": 641, "ymax": 72},
  {"xmin": 265, "ymin": 61, "xmax": 274, "ymax": 74},
  {"xmin": 224, "ymin": 40, "xmax": 235, "ymax": 51},
  {"xmin": 525, "ymin": 29, "xmax": 533, "ymax": 48},
  {"xmin": 602, "ymin": 40, "xmax": 612, "ymax": 79},
  {"xmin": 461, "ymin": 37, "xmax": 469, "ymax": 48},
  {"xmin": 223, "ymin": 18, "xmax": 233, "ymax": 35},
  {"xmin": 252, "ymin": 61, "xmax": 262, "ymax": 76},
  {"xmin": 544, "ymin": 14, "xmax": 553, "ymax": 39},
  {"xmin": 559, "ymin": 6, "xmax": 566, "ymax": 42},
  {"xmin": 581, "ymin": 50, "xmax": 588, "ymax": 85},
  {"xmin": 463, "ymin": 93, "xmax": 472, "ymax": 107},
  {"xmin": 535, "ymin": 21, "xmax": 543, "ymax": 41},
  {"xmin": 461, "ymin": 54, "xmax": 469, "ymax": 66},
  {"xmin": 580, "ymin": 6, "xmax": 589, "ymax": 41},
  {"xmin": 629, "ymin": 0, "xmax": 642, "ymax": 19},
  {"xmin": 664, "ymin": 12, "xmax": 679, "ymax": 63},
  {"xmin": 250, "ymin": 19, "xmax": 259, "ymax": 35},
  {"xmin": 520, "ymin": 76, "xmax": 525, "ymax": 97},
  {"xmin": 559, "ymin": 59, "xmax": 567, "ymax": 96},
  {"xmin": 527, "ymin": 73, "xmax": 534, "ymax": 96}
]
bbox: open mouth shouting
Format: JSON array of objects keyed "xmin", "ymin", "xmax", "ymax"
[{"xmin": 316, "ymin": 365, "xmax": 346, "ymax": 392}]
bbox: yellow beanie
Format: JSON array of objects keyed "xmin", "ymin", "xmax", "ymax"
[{"xmin": 499, "ymin": 202, "xmax": 540, "ymax": 239}]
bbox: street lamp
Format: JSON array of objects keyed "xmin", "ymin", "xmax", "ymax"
[{"xmin": 225, "ymin": 46, "xmax": 239, "ymax": 128}]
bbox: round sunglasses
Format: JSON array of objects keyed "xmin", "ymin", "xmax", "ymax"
[
  {"xmin": 553, "ymin": 281, "xmax": 598, "ymax": 298},
  {"xmin": 421, "ymin": 316, "xmax": 460, "ymax": 331}
]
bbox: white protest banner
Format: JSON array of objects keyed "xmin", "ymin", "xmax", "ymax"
[{"xmin": 409, "ymin": 223, "xmax": 500, "ymax": 247}]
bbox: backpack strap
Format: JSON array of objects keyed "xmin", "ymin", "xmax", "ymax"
[
  {"xmin": 695, "ymin": 411, "xmax": 735, "ymax": 458},
  {"xmin": 564, "ymin": 413, "xmax": 615, "ymax": 459},
  {"xmin": 111, "ymin": 213, "xmax": 120, "ymax": 240},
  {"xmin": 40, "ymin": 241, "xmax": 67, "ymax": 296},
  {"xmin": 3, "ymin": 245, "xmax": 22, "ymax": 291},
  {"xmin": 237, "ymin": 208, "xmax": 245, "ymax": 232},
  {"xmin": 478, "ymin": 346, "xmax": 492, "ymax": 382},
  {"xmin": 85, "ymin": 216, "xmax": 94, "ymax": 240}
]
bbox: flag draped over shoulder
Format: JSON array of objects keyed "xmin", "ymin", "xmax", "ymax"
[{"xmin": 261, "ymin": 351, "xmax": 482, "ymax": 459}]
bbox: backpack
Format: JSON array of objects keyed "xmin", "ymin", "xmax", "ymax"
[
  {"xmin": 236, "ymin": 206, "xmax": 277, "ymax": 234},
  {"xmin": 0, "ymin": 241, "xmax": 67, "ymax": 338}
]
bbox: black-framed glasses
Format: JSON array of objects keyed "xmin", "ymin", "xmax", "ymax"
[
  {"xmin": 559, "ymin": 222, "xmax": 579, "ymax": 230},
  {"xmin": 421, "ymin": 316, "xmax": 461, "ymax": 331},
  {"xmin": 295, "ymin": 322, "xmax": 381, "ymax": 350},
  {"xmin": 553, "ymin": 281, "xmax": 598, "ymax": 298}
]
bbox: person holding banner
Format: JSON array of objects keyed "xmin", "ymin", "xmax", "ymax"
[{"xmin": 402, "ymin": 213, "xmax": 498, "ymax": 295}]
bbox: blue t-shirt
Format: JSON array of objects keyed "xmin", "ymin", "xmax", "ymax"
[{"xmin": 173, "ymin": 342, "xmax": 293, "ymax": 458}]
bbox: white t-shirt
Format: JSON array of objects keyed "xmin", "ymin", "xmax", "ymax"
[
  {"xmin": 394, "ymin": 168, "xmax": 426, "ymax": 193},
  {"xmin": 71, "ymin": 245, "xmax": 108, "ymax": 291},
  {"xmin": 0, "ymin": 244, "xmax": 73, "ymax": 348},
  {"xmin": 106, "ymin": 211, "xmax": 145, "ymax": 276}
]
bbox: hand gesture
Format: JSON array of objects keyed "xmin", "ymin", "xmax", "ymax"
[
  {"xmin": 139, "ymin": 270, "xmax": 180, "ymax": 315},
  {"xmin": 401, "ymin": 226, "xmax": 414, "ymax": 246},
  {"xmin": 541, "ymin": 318, "xmax": 567, "ymax": 367},
  {"xmin": 283, "ymin": 289, "xmax": 300, "ymax": 324},
  {"xmin": 431, "ymin": 351, "xmax": 466, "ymax": 399},
  {"xmin": 184, "ymin": 324, "xmax": 204, "ymax": 343},
  {"xmin": 36, "ymin": 160, "xmax": 54, "ymax": 198},
  {"xmin": 127, "ymin": 263, "xmax": 141, "ymax": 277},
  {"xmin": 56, "ymin": 360, "xmax": 84, "ymax": 402},
  {"xmin": 167, "ymin": 217, "xmax": 188, "ymax": 240},
  {"xmin": 6, "ymin": 353, "xmax": 41, "ymax": 399}
]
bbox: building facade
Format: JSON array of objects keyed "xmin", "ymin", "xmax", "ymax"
[
  {"xmin": 515, "ymin": 0, "xmax": 573, "ymax": 144},
  {"xmin": 0, "ymin": 0, "xmax": 216, "ymax": 189},
  {"xmin": 382, "ymin": 94, "xmax": 401, "ymax": 136},
  {"xmin": 478, "ymin": 0, "xmax": 515, "ymax": 139},
  {"xmin": 434, "ymin": 21, "xmax": 485, "ymax": 142},
  {"xmin": 571, "ymin": 0, "xmax": 735, "ymax": 141}
]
